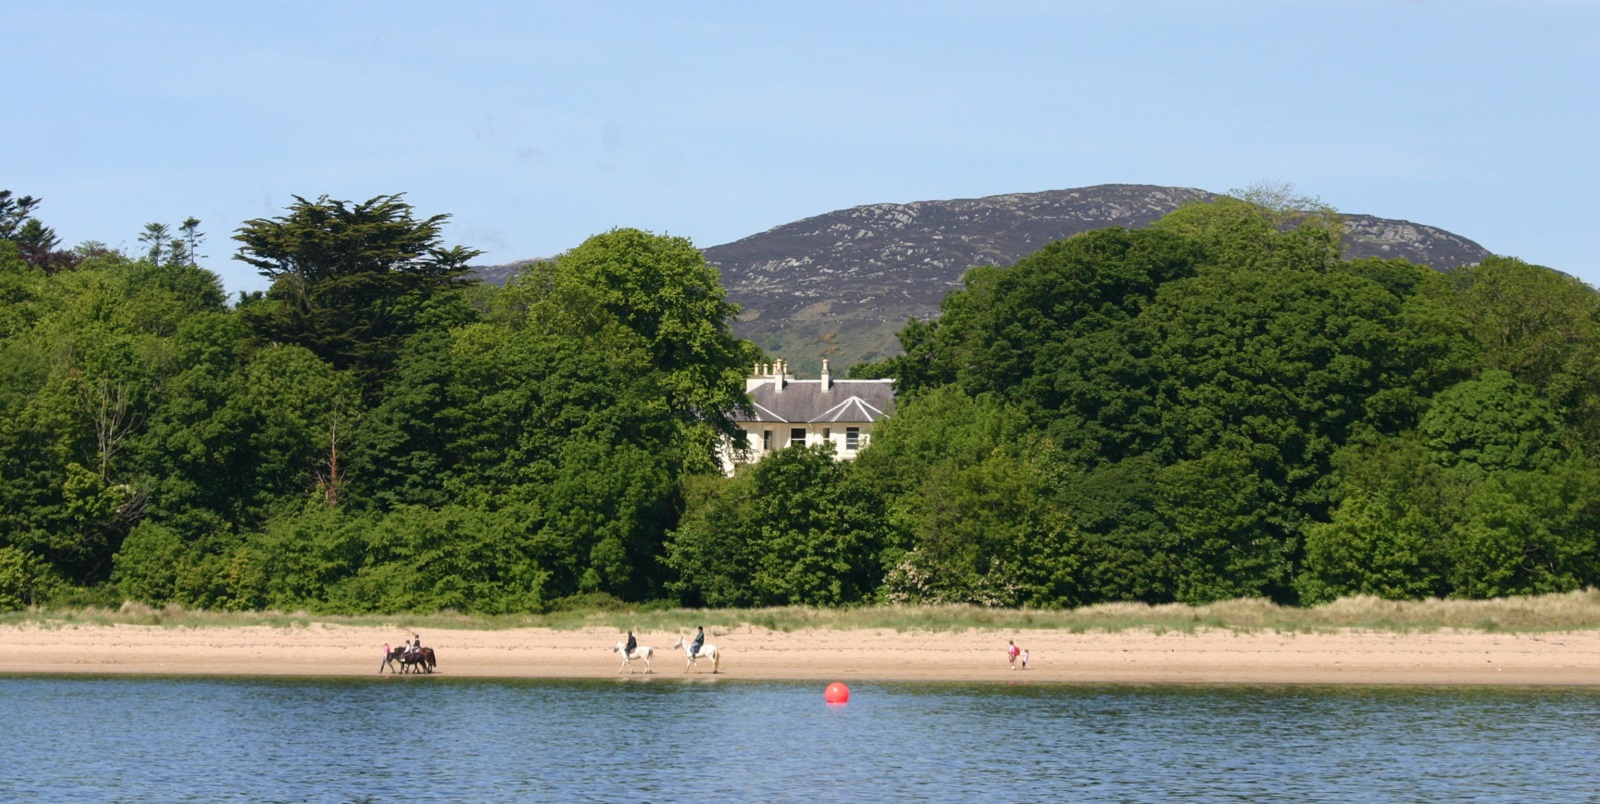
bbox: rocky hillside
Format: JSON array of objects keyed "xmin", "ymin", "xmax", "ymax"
[
  {"xmin": 473, "ymin": 184, "xmax": 1492, "ymax": 375},
  {"xmin": 469, "ymin": 258, "xmax": 545, "ymax": 287},
  {"xmin": 702, "ymin": 185, "xmax": 1489, "ymax": 374}
]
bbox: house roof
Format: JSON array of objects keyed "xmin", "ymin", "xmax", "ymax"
[{"xmin": 740, "ymin": 378, "xmax": 895, "ymax": 424}]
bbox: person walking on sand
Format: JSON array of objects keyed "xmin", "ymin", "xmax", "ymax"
[
  {"xmin": 1021, "ymin": 648, "xmax": 1030, "ymax": 670},
  {"xmin": 1007, "ymin": 640, "xmax": 1020, "ymax": 669}
]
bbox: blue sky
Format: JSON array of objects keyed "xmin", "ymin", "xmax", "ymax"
[{"xmin": 7, "ymin": 1, "xmax": 1597, "ymax": 295}]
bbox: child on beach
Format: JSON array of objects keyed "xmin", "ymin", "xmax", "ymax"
[{"xmin": 1021, "ymin": 649, "xmax": 1029, "ymax": 669}]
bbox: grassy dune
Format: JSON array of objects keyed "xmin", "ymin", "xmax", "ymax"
[{"xmin": 8, "ymin": 590, "xmax": 1600, "ymax": 634}]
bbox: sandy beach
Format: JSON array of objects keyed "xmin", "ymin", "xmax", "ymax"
[{"xmin": 3, "ymin": 622, "xmax": 1599, "ymax": 685}]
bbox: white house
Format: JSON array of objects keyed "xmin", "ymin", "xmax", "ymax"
[{"xmin": 719, "ymin": 358, "xmax": 896, "ymax": 474}]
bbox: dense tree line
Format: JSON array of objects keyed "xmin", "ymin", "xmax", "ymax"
[
  {"xmin": 3, "ymin": 188, "xmax": 1598, "ymax": 612},
  {"xmin": 0, "ymin": 193, "xmax": 756, "ymax": 611},
  {"xmin": 834, "ymin": 197, "xmax": 1600, "ymax": 606}
]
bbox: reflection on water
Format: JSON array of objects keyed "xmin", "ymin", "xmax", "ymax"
[{"xmin": 3, "ymin": 676, "xmax": 1599, "ymax": 802}]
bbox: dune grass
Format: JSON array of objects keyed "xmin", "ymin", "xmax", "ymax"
[{"xmin": 7, "ymin": 590, "xmax": 1600, "ymax": 634}]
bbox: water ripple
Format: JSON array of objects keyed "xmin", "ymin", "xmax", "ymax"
[{"xmin": 2, "ymin": 677, "xmax": 1598, "ymax": 802}]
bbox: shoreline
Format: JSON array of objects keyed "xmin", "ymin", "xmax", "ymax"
[{"xmin": 4, "ymin": 623, "xmax": 1600, "ymax": 685}]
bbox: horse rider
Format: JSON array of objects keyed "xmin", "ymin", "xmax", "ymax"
[
  {"xmin": 625, "ymin": 630, "xmax": 637, "ymax": 658},
  {"xmin": 690, "ymin": 626, "xmax": 704, "ymax": 658}
]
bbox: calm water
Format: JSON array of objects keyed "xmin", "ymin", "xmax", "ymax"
[{"xmin": 2, "ymin": 675, "xmax": 1598, "ymax": 802}]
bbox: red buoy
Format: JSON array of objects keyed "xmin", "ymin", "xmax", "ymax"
[{"xmin": 824, "ymin": 682, "xmax": 850, "ymax": 703}]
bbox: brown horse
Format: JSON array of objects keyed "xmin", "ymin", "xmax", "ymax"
[
  {"xmin": 408, "ymin": 647, "xmax": 437, "ymax": 674},
  {"xmin": 380, "ymin": 647, "xmax": 405, "ymax": 674},
  {"xmin": 380, "ymin": 647, "xmax": 437, "ymax": 674}
]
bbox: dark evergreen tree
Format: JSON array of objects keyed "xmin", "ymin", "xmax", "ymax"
[{"xmin": 233, "ymin": 194, "xmax": 481, "ymax": 394}]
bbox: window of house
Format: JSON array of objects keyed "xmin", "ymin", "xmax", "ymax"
[
  {"xmin": 790, "ymin": 428, "xmax": 806, "ymax": 447},
  {"xmin": 846, "ymin": 427, "xmax": 860, "ymax": 451},
  {"xmin": 823, "ymin": 427, "xmax": 831, "ymax": 441},
  {"xmin": 762, "ymin": 430, "xmax": 772, "ymax": 452}
]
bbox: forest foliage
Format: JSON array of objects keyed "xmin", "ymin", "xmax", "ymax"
[{"xmin": 3, "ymin": 188, "xmax": 1598, "ymax": 612}]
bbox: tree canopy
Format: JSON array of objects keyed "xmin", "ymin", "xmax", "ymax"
[
  {"xmin": 5, "ymin": 186, "xmax": 1600, "ymax": 613},
  {"xmin": 234, "ymin": 194, "xmax": 481, "ymax": 393}
]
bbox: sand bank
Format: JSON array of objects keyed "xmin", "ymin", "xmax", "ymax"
[{"xmin": 3, "ymin": 623, "xmax": 1599, "ymax": 685}]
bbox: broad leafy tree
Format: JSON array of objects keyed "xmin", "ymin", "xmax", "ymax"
[
  {"xmin": 1445, "ymin": 256, "xmax": 1600, "ymax": 449},
  {"xmin": 666, "ymin": 444, "xmax": 889, "ymax": 607}
]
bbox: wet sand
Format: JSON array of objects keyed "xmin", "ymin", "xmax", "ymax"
[{"xmin": 3, "ymin": 622, "xmax": 1598, "ymax": 684}]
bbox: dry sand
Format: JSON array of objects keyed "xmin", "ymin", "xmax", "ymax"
[{"xmin": 3, "ymin": 623, "xmax": 1600, "ymax": 685}]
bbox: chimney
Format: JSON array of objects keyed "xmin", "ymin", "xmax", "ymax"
[
  {"xmin": 821, "ymin": 358, "xmax": 832, "ymax": 390},
  {"xmin": 774, "ymin": 358, "xmax": 785, "ymax": 391}
]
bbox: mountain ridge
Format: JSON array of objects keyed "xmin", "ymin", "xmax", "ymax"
[{"xmin": 475, "ymin": 184, "xmax": 1492, "ymax": 375}]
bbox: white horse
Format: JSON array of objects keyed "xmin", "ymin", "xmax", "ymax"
[
  {"xmin": 671, "ymin": 636, "xmax": 721, "ymax": 674},
  {"xmin": 613, "ymin": 641, "xmax": 653, "ymax": 674}
]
